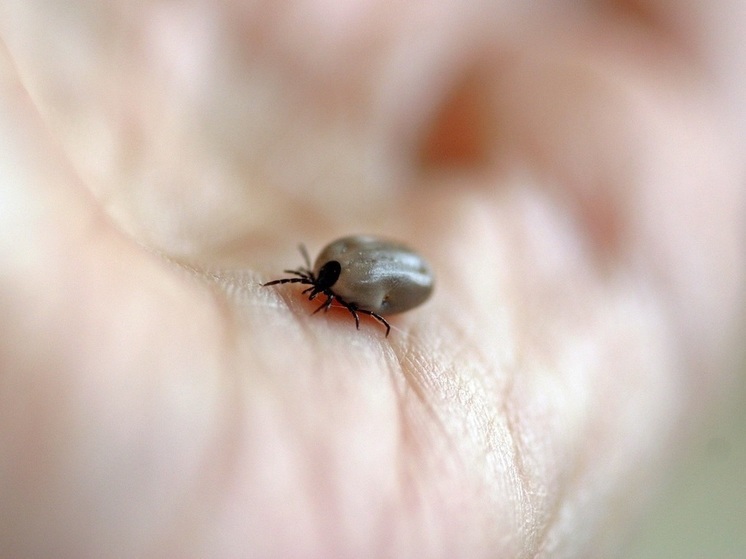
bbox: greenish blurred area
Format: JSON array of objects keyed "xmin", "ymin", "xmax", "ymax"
[{"xmin": 627, "ymin": 367, "xmax": 746, "ymax": 559}]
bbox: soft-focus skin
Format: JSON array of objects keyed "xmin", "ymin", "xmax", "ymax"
[{"xmin": 0, "ymin": 1, "xmax": 744, "ymax": 558}]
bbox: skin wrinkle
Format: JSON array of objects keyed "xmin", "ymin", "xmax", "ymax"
[
  {"xmin": 391, "ymin": 340, "xmax": 473, "ymax": 556},
  {"xmin": 450, "ymin": 331, "xmax": 539, "ymax": 553},
  {"xmin": 409, "ymin": 330, "xmax": 531, "ymax": 556},
  {"xmin": 512, "ymin": 346, "xmax": 593, "ymax": 556},
  {"xmin": 387, "ymin": 346, "xmax": 438, "ymax": 556},
  {"xmin": 531, "ymin": 399, "xmax": 590, "ymax": 558},
  {"xmin": 517, "ymin": 352, "xmax": 595, "ymax": 555},
  {"xmin": 539, "ymin": 421, "xmax": 607, "ymax": 558},
  {"xmin": 500, "ymin": 387, "xmax": 539, "ymax": 556}
]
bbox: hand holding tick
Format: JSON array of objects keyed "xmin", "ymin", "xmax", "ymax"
[{"xmin": 0, "ymin": 1, "xmax": 744, "ymax": 557}]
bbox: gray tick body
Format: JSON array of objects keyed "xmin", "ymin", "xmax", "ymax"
[{"xmin": 262, "ymin": 235, "xmax": 434, "ymax": 336}]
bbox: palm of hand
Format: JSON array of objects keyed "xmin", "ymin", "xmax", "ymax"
[{"xmin": 1, "ymin": 2, "xmax": 743, "ymax": 557}]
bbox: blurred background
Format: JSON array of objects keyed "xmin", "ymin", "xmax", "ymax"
[{"xmin": 628, "ymin": 359, "xmax": 746, "ymax": 558}]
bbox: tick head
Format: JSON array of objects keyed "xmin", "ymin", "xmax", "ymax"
[{"xmin": 315, "ymin": 260, "xmax": 341, "ymax": 291}]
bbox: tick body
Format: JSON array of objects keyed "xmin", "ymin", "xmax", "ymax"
[{"xmin": 262, "ymin": 235, "xmax": 434, "ymax": 336}]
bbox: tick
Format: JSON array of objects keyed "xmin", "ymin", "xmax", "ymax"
[{"xmin": 262, "ymin": 235, "xmax": 434, "ymax": 336}]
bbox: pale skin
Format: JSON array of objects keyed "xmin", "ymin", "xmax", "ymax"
[{"xmin": 0, "ymin": 1, "xmax": 744, "ymax": 558}]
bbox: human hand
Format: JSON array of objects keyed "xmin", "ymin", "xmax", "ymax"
[{"xmin": 1, "ymin": 1, "xmax": 744, "ymax": 557}]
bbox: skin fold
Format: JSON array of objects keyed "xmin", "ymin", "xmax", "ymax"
[{"xmin": 0, "ymin": 1, "xmax": 744, "ymax": 557}]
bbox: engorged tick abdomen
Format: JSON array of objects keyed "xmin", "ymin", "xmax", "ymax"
[{"xmin": 313, "ymin": 235, "xmax": 434, "ymax": 315}]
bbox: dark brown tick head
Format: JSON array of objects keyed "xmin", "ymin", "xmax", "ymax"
[{"xmin": 314, "ymin": 260, "xmax": 341, "ymax": 292}]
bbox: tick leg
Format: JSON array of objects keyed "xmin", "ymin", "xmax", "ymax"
[
  {"xmin": 341, "ymin": 304, "xmax": 361, "ymax": 330},
  {"xmin": 284, "ymin": 269, "xmax": 311, "ymax": 279},
  {"xmin": 263, "ymin": 277, "xmax": 312, "ymax": 287},
  {"xmin": 298, "ymin": 244, "xmax": 312, "ymax": 269},
  {"xmin": 357, "ymin": 309, "xmax": 391, "ymax": 337},
  {"xmin": 313, "ymin": 294, "xmax": 334, "ymax": 314},
  {"xmin": 307, "ymin": 289, "xmax": 320, "ymax": 301}
]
